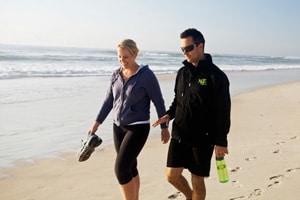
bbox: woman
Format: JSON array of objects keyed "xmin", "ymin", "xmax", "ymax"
[{"xmin": 87, "ymin": 39, "xmax": 170, "ymax": 200}]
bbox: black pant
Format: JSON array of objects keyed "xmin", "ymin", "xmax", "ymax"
[{"xmin": 113, "ymin": 123, "xmax": 150, "ymax": 184}]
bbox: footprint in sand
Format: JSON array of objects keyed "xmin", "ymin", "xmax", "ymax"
[
  {"xmin": 232, "ymin": 180, "xmax": 243, "ymax": 188},
  {"xmin": 230, "ymin": 167, "xmax": 241, "ymax": 173},
  {"xmin": 286, "ymin": 167, "xmax": 300, "ymax": 172},
  {"xmin": 168, "ymin": 192, "xmax": 181, "ymax": 199},
  {"xmin": 245, "ymin": 157, "xmax": 257, "ymax": 161},
  {"xmin": 229, "ymin": 195, "xmax": 246, "ymax": 200},
  {"xmin": 268, "ymin": 175, "xmax": 284, "ymax": 188},
  {"xmin": 290, "ymin": 136, "xmax": 298, "ymax": 140},
  {"xmin": 248, "ymin": 188, "xmax": 263, "ymax": 198},
  {"xmin": 269, "ymin": 174, "xmax": 284, "ymax": 181},
  {"xmin": 273, "ymin": 149, "xmax": 280, "ymax": 154},
  {"xmin": 276, "ymin": 141, "xmax": 285, "ymax": 145}
]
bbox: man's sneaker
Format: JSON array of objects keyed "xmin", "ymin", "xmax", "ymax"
[{"xmin": 77, "ymin": 134, "xmax": 102, "ymax": 162}]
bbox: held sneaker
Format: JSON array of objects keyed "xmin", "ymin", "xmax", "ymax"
[{"xmin": 77, "ymin": 134, "xmax": 102, "ymax": 162}]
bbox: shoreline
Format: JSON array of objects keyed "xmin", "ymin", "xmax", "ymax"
[
  {"xmin": 1, "ymin": 69, "xmax": 300, "ymax": 171},
  {"xmin": 1, "ymin": 69, "xmax": 299, "ymax": 170},
  {"xmin": 1, "ymin": 78, "xmax": 300, "ymax": 199}
]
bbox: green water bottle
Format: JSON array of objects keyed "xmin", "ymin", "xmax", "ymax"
[{"xmin": 216, "ymin": 157, "xmax": 229, "ymax": 183}]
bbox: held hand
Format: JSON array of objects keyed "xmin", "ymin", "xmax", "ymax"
[
  {"xmin": 152, "ymin": 114, "xmax": 170, "ymax": 127},
  {"xmin": 215, "ymin": 146, "xmax": 229, "ymax": 158},
  {"xmin": 88, "ymin": 121, "xmax": 101, "ymax": 135},
  {"xmin": 88, "ymin": 128, "xmax": 96, "ymax": 135},
  {"xmin": 161, "ymin": 128, "xmax": 170, "ymax": 144}
]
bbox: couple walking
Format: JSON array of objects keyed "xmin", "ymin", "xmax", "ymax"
[{"xmin": 81, "ymin": 28, "xmax": 231, "ymax": 200}]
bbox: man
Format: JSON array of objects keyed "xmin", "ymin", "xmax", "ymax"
[{"xmin": 152, "ymin": 28, "xmax": 231, "ymax": 200}]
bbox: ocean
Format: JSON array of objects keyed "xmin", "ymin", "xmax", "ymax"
[
  {"xmin": 1, "ymin": 44, "xmax": 300, "ymax": 175},
  {"xmin": 1, "ymin": 44, "xmax": 300, "ymax": 80}
]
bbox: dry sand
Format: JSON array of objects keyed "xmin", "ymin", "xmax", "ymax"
[{"xmin": 0, "ymin": 81, "xmax": 300, "ymax": 200}]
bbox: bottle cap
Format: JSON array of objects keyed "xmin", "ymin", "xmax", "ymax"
[{"xmin": 216, "ymin": 157, "xmax": 224, "ymax": 161}]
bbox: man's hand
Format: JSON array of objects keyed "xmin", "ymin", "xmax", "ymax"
[
  {"xmin": 161, "ymin": 128, "xmax": 170, "ymax": 144},
  {"xmin": 215, "ymin": 146, "xmax": 228, "ymax": 158},
  {"xmin": 152, "ymin": 114, "xmax": 170, "ymax": 127}
]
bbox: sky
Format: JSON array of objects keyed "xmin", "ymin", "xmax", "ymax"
[{"xmin": 1, "ymin": 0, "xmax": 300, "ymax": 56}]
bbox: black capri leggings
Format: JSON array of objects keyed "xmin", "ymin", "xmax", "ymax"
[{"xmin": 113, "ymin": 123, "xmax": 150, "ymax": 185}]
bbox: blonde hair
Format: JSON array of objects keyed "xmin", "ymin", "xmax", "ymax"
[{"xmin": 118, "ymin": 39, "xmax": 139, "ymax": 56}]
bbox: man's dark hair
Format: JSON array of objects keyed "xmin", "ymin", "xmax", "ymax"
[{"xmin": 180, "ymin": 28, "xmax": 205, "ymax": 44}]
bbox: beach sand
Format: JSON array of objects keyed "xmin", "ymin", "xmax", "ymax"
[{"xmin": 1, "ymin": 77, "xmax": 300, "ymax": 199}]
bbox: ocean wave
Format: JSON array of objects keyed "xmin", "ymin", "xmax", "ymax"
[
  {"xmin": 0, "ymin": 53, "xmax": 117, "ymax": 62},
  {"xmin": 1, "ymin": 44, "xmax": 300, "ymax": 80}
]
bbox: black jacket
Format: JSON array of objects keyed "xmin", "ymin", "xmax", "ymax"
[{"xmin": 166, "ymin": 54, "xmax": 231, "ymax": 147}]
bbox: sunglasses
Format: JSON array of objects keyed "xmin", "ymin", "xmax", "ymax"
[{"xmin": 181, "ymin": 43, "xmax": 200, "ymax": 53}]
